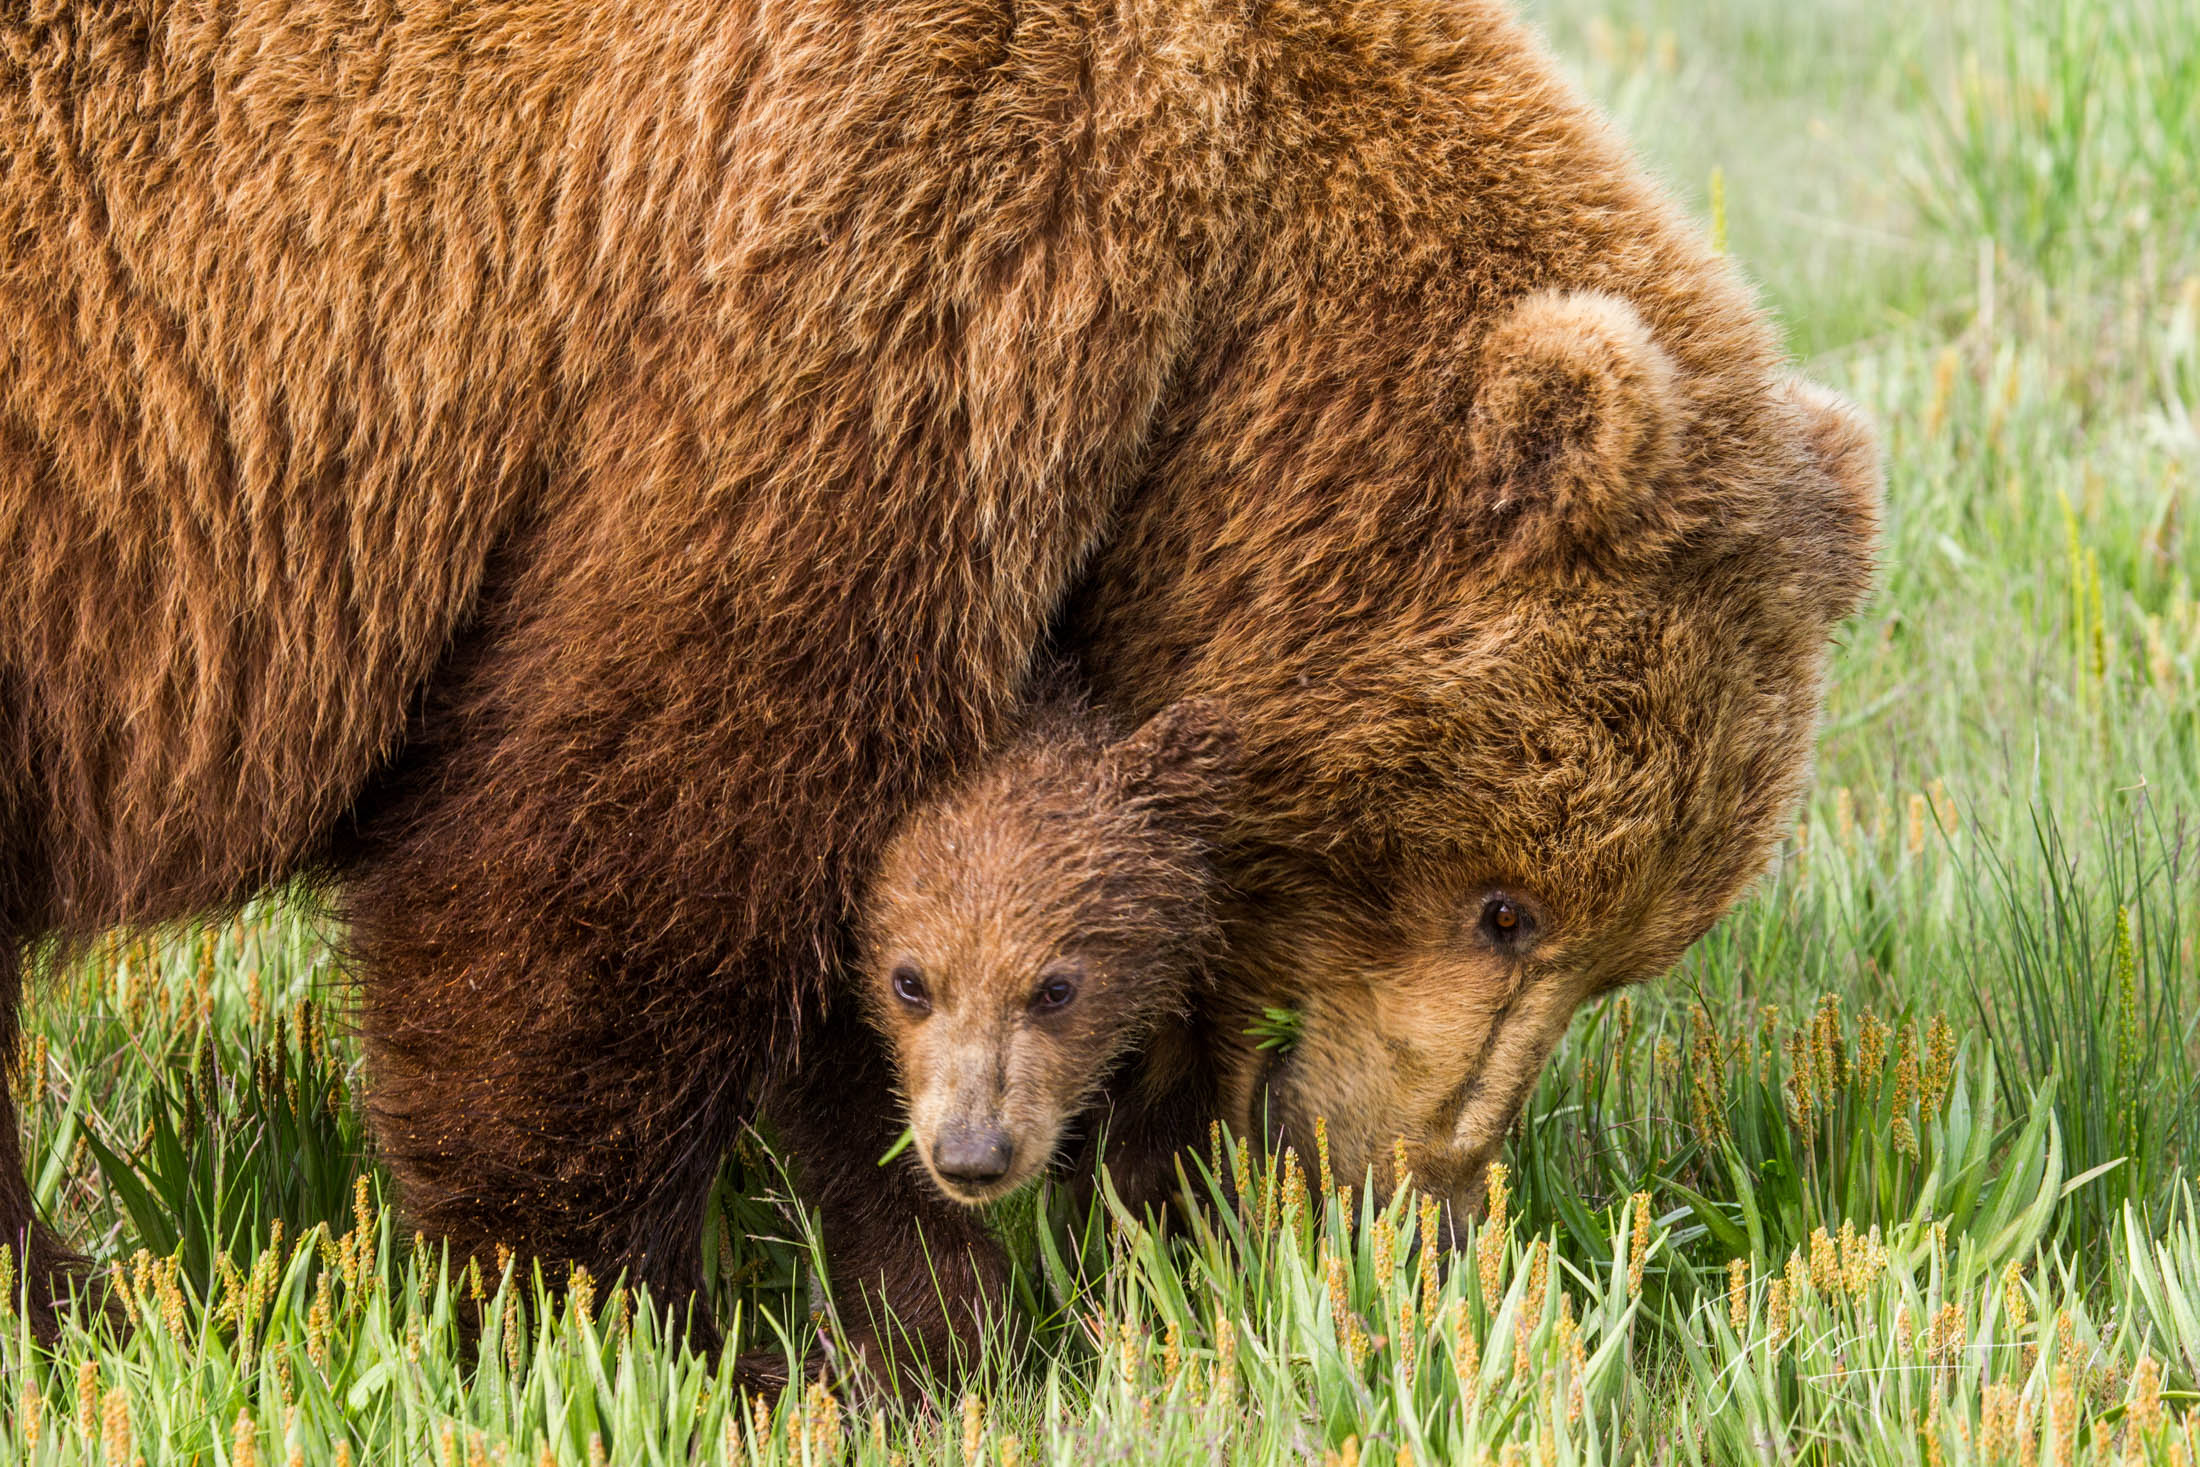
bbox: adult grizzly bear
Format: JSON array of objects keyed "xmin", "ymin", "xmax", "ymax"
[{"xmin": 0, "ymin": 0, "xmax": 1876, "ymax": 1378}]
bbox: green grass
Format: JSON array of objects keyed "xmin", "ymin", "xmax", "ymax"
[{"xmin": 7, "ymin": 0, "xmax": 2200, "ymax": 1459}]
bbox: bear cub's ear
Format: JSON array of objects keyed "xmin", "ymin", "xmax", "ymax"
[
  {"xmin": 1105, "ymin": 699, "xmax": 1240, "ymax": 828},
  {"xmin": 1466, "ymin": 290, "xmax": 1682, "ymax": 558}
]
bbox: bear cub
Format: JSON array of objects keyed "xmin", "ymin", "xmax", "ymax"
[{"xmin": 859, "ymin": 697, "xmax": 1236, "ymax": 1209}]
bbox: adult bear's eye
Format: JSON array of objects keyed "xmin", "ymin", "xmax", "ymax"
[
  {"xmin": 890, "ymin": 962, "xmax": 931, "ymax": 1012},
  {"xmin": 1030, "ymin": 966, "xmax": 1081, "ymax": 1013},
  {"xmin": 1478, "ymin": 895, "xmax": 1536, "ymax": 950}
]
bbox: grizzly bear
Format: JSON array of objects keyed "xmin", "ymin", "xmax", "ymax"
[
  {"xmin": 859, "ymin": 696, "xmax": 1233, "ymax": 1211},
  {"xmin": 0, "ymin": 0, "xmax": 1877, "ymax": 1383}
]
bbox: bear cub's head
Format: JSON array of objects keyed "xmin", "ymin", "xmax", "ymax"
[{"xmin": 861, "ymin": 698, "xmax": 1236, "ymax": 1207}]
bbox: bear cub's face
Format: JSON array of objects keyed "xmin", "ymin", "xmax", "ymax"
[{"xmin": 861, "ymin": 699, "xmax": 1235, "ymax": 1206}]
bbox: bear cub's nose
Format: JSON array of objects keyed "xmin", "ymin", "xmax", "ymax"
[{"xmin": 933, "ymin": 1124, "xmax": 1016, "ymax": 1185}]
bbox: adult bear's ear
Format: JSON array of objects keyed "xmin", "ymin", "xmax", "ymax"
[
  {"xmin": 1106, "ymin": 699, "xmax": 1240, "ymax": 829},
  {"xmin": 1466, "ymin": 290, "xmax": 1682, "ymax": 559},
  {"xmin": 1776, "ymin": 375, "xmax": 1883, "ymax": 623}
]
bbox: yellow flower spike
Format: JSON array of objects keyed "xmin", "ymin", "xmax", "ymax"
[
  {"xmin": 2050, "ymin": 1361, "xmax": 2077, "ymax": 1467},
  {"xmin": 1374, "ymin": 1213, "xmax": 1397, "ymax": 1290},
  {"xmin": 1485, "ymin": 1162, "xmax": 1510, "ymax": 1235},
  {"xmin": 1924, "ymin": 1416, "xmax": 1945, "ymax": 1467},
  {"xmin": 1326, "ymin": 1250, "xmax": 1351, "ymax": 1331},
  {"xmin": 438, "ymin": 1421, "xmax": 458, "ymax": 1467},
  {"xmin": 1392, "ymin": 1136, "xmax": 1411, "ymax": 1198},
  {"xmin": 1339, "ymin": 1436, "xmax": 1361, "ymax": 1467},
  {"xmin": 1907, "ymin": 793, "xmax": 1928, "ymax": 856},
  {"xmin": 1419, "ymin": 1193, "xmax": 1442, "ymax": 1320},
  {"xmin": 233, "ymin": 1411, "xmax": 259, "ymax": 1467},
  {"xmin": 1767, "ymin": 1280, "xmax": 1791, "ymax": 1345},
  {"xmin": 1164, "ymin": 1320, "xmax": 1183, "ymax": 1386},
  {"xmin": 20, "ymin": 1381, "xmax": 42, "ymax": 1452},
  {"xmin": 1933, "ymin": 1302, "xmax": 1965, "ymax": 1366},
  {"xmin": 1727, "ymin": 1258, "xmax": 1748, "ymax": 1334},
  {"xmin": 1925, "ymin": 1017, "xmax": 1956, "ymax": 1111},
  {"xmin": 1809, "ymin": 1227, "xmax": 1839, "ymax": 1297},
  {"xmin": 1526, "ymin": 1239, "xmax": 1549, "ymax": 1319},
  {"xmin": 1929, "ymin": 778, "xmax": 1958, "ymax": 834},
  {"xmin": 1215, "ymin": 1315, "xmax": 1239, "ymax": 1402},
  {"xmin": 1784, "ymin": 1030, "xmax": 1815, "ymax": 1132},
  {"xmin": 1688, "ymin": 1012, "xmax": 1729, "ymax": 1148},
  {"xmin": 1981, "ymin": 1383, "xmax": 2016, "ymax": 1462},
  {"xmin": 102, "ymin": 1386, "xmax": 130, "ymax": 1466},
  {"xmin": 1925, "ymin": 345, "xmax": 1960, "ymax": 439},
  {"xmin": 2133, "ymin": 1354, "xmax": 2164, "ymax": 1436},
  {"xmin": 1316, "ymin": 1116, "xmax": 1335, "ymax": 1200},
  {"xmin": 1558, "ymin": 1297, "xmax": 1585, "ymax": 1423},
  {"xmin": 1451, "ymin": 1299, "xmax": 1481, "ymax": 1404},
  {"xmin": 1513, "ymin": 1304, "xmax": 1534, "ymax": 1384},
  {"xmin": 1814, "ymin": 993, "xmax": 1844, "ymax": 1102},
  {"xmin": 1628, "ymin": 1193, "xmax": 1652, "ymax": 1296},
  {"xmin": 78, "ymin": 1358, "xmax": 100, "ymax": 1438},
  {"xmin": 1399, "ymin": 1296, "xmax": 1418, "ymax": 1386},
  {"xmin": 1118, "ymin": 1319, "xmax": 1140, "ymax": 1392},
  {"xmin": 2004, "ymin": 1261, "xmax": 2030, "ymax": 1335},
  {"xmin": 962, "ymin": 1392, "xmax": 985, "ymax": 1464},
  {"xmin": 1232, "ymin": 1130, "xmax": 1254, "ymax": 1214}
]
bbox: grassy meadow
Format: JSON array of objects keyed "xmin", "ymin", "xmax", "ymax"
[{"xmin": 7, "ymin": 0, "xmax": 2200, "ymax": 1460}]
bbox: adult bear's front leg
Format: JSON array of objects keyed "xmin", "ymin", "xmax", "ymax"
[{"xmin": 346, "ymin": 833, "xmax": 770, "ymax": 1346}]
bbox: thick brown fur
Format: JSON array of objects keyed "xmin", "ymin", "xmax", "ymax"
[
  {"xmin": 860, "ymin": 697, "xmax": 1232, "ymax": 1209},
  {"xmin": 0, "ymin": 0, "xmax": 1876, "ymax": 1375}
]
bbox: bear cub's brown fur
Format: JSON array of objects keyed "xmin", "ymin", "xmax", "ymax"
[{"xmin": 860, "ymin": 698, "xmax": 1235, "ymax": 1209}]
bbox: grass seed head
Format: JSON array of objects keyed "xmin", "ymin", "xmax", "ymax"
[
  {"xmin": 101, "ymin": 1386, "xmax": 130, "ymax": 1465},
  {"xmin": 2133, "ymin": 1354, "xmax": 2164, "ymax": 1435},
  {"xmin": 1727, "ymin": 1258, "xmax": 1748, "ymax": 1333},
  {"xmin": 2051, "ymin": 1361, "xmax": 2077, "ymax": 1467},
  {"xmin": 2005, "ymin": 1261, "xmax": 2030, "ymax": 1335},
  {"xmin": 1451, "ymin": 1299, "xmax": 1481, "ymax": 1402},
  {"xmin": 1628, "ymin": 1192, "xmax": 1653, "ymax": 1295},
  {"xmin": 78, "ymin": 1358, "xmax": 99, "ymax": 1437}
]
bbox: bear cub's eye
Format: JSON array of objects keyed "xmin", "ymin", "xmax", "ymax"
[
  {"xmin": 890, "ymin": 962, "xmax": 931, "ymax": 1012},
  {"xmin": 1030, "ymin": 966, "xmax": 1081, "ymax": 1014},
  {"xmin": 1478, "ymin": 895, "xmax": 1536, "ymax": 950}
]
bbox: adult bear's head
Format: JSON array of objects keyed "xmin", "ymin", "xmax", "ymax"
[{"xmin": 1072, "ymin": 276, "xmax": 1880, "ymax": 1220}]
